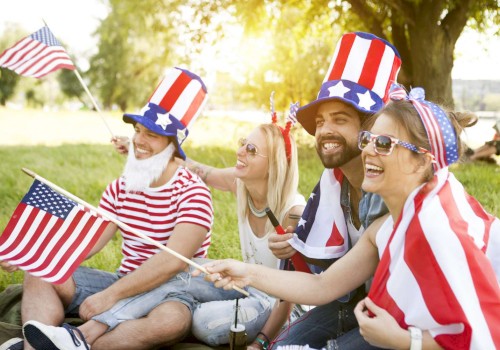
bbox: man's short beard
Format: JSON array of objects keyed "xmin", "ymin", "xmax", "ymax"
[
  {"xmin": 316, "ymin": 136, "xmax": 361, "ymax": 169},
  {"xmin": 123, "ymin": 142, "xmax": 176, "ymax": 193}
]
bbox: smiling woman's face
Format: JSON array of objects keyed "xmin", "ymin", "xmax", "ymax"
[{"xmin": 361, "ymin": 113, "xmax": 425, "ymax": 200}]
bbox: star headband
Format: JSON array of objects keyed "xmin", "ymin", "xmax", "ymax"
[
  {"xmin": 389, "ymin": 84, "xmax": 458, "ymax": 170},
  {"xmin": 270, "ymin": 91, "xmax": 298, "ymax": 163}
]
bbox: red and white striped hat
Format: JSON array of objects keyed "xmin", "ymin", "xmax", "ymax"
[
  {"xmin": 123, "ymin": 67, "xmax": 208, "ymax": 159},
  {"xmin": 297, "ymin": 32, "xmax": 401, "ymax": 135}
]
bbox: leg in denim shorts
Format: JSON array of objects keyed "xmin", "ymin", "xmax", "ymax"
[
  {"xmin": 65, "ymin": 266, "xmax": 121, "ymax": 316},
  {"xmin": 92, "ymin": 270, "xmax": 197, "ymax": 331}
]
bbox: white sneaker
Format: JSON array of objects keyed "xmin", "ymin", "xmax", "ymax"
[
  {"xmin": 0, "ymin": 338, "xmax": 24, "ymax": 350},
  {"xmin": 22, "ymin": 321, "xmax": 90, "ymax": 350}
]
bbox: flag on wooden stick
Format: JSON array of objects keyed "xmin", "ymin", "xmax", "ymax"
[
  {"xmin": 0, "ymin": 180, "xmax": 108, "ymax": 284},
  {"xmin": 0, "ymin": 26, "xmax": 75, "ymax": 78}
]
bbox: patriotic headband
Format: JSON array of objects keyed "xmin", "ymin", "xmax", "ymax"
[
  {"xmin": 123, "ymin": 67, "xmax": 208, "ymax": 160},
  {"xmin": 270, "ymin": 92, "xmax": 298, "ymax": 163},
  {"xmin": 389, "ymin": 84, "xmax": 458, "ymax": 170}
]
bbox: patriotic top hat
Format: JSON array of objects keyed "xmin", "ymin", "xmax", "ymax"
[
  {"xmin": 123, "ymin": 67, "xmax": 208, "ymax": 160},
  {"xmin": 297, "ymin": 32, "xmax": 401, "ymax": 135}
]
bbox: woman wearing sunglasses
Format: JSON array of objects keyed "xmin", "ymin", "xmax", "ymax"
[
  {"xmin": 197, "ymin": 85, "xmax": 500, "ymax": 350},
  {"xmin": 112, "ymin": 109, "xmax": 306, "ymax": 348}
]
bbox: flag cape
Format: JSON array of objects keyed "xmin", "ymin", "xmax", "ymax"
[
  {"xmin": 288, "ymin": 169, "xmax": 349, "ymax": 259},
  {"xmin": 0, "ymin": 180, "xmax": 108, "ymax": 284},
  {"xmin": 369, "ymin": 168, "xmax": 500, "ymax": 349},
  {"xmin": 0, "ymin": 26, "xmax": 75, "ymax": 78}
]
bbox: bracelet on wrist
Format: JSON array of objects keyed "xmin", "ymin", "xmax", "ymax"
[{"xmin": 253, "ymin": 337, "xmax": 269, "ymax": 350}]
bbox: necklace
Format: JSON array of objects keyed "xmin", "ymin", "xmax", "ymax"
[{"xmin": 247, "ymin": 197, "xmax": 267, "ymax": 217}]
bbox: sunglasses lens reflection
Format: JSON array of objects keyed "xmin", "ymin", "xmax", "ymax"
[
  {"xmin": 246, "ymin": 144, "xmax": 257, "ymax": 156},
  {"xmin": 375, "ymin": 136, "xmax": 392, "ymax": 154}
]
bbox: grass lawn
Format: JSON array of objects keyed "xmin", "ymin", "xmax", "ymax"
[{"xmin": 0, "ymin": 109, "xmax": 499, "ymax": 290}]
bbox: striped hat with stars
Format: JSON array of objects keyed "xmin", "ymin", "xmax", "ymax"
[
  {"xmin": 297, "ymin": 32, "xmax": 401, "ymax": 135},
  {"xmin": 123, "ymin": 67, "xmax": 208, "ymax": 160}
]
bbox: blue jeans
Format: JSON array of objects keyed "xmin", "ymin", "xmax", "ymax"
[{"xmin": 271, "ymin": 295, "xmax": 380, "ymax": 350}]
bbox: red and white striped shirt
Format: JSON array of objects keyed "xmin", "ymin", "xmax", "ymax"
[
  {"xmin": 99, "ymin": 167, "xmax": 213, "ymax": 275},
  {"xmin": 370, "ymin": 168, "xmax": 500, "ymax": 349}
]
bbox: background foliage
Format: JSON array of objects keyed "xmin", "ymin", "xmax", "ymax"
[{"xmin": 1, "ymin": 1, "xmax": 499, "ymax": 111}]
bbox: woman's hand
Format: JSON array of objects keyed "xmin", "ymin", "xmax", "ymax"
[
  {"xmin": 192, "ymin": 259, "xmax": 253, "ymax": 290},
  {"xmin": 354, "ymin": 297, "xmax": 410, "ymax": 349},
  {"xmin": 111, "ymin": 136, "xmax": 130, "ymax": 155}
]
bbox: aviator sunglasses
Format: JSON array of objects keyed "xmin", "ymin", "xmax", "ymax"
[
  {"xmin": 358, "ymin": 131, "xmax": 431, "ymax": 156},
  {"xmin": 238, "ymin": 138, "xmax": 268, "ymax": 158}
]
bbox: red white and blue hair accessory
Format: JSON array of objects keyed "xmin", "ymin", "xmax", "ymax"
[
  {"xmin": 389, "ymin": 84, "xmax": 459, "ymax": 170},
  {"xmin": 123, "ymin": 67, "xmax": 208, "ymax": 160},
  {"xmin": 297, "ymin": 32, "xmax": 402, "ymax": 135},
  {"xmin": 270, "ymin": 92, "xmax": 298, "ymax": 163}
]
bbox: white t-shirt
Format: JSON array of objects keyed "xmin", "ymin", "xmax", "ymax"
[{"xmin": 239, "ymin": 193, "xmax": 306, "ymax": 268}]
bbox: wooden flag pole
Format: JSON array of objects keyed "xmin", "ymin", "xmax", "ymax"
[
  {"xmin": 41, "ymin": 18, "xmax": 114, "ymax": 138},
  {"xmin": 21, "ymin": 168, "xmax": 249, "ymax": 297}
]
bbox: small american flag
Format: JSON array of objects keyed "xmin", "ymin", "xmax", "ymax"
[
  {"xmin": 288, "ymin": 102, "xmax": 299, "ymax": 125},
  {"xmin": 0, "ymin": 180, "xmax": 108, "ymax": 284},
  {"xmin": 0, "ymin": 26, "xmax": 75, "ymax": 78}
]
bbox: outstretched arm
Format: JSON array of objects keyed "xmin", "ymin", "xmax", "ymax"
[
  {"xmin": 197, "ymin": 215, "xmax": 385, "ymax": 306},
  {"xmin": 182, "ymin": 158, "xmax": 237, "ymax": 193}
]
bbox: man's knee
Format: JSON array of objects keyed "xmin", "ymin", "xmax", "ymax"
[{"xmin": 147, "ymin": 301, "xmax": 192, "ymax": 343}]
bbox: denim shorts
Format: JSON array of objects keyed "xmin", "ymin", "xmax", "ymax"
[
  {"xmin": 91, "ymin": 269, "xmax": 199, "ymax": 330},
  {"xmin": 66, "ymin": 266, "xmax": 121, "ymax": 315}
]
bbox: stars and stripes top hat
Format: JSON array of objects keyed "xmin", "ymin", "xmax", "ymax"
[
  {"xmin": 123, "ymin": 67, "xmax": 208, "ymax": 160},
  {"xmin": 297, "ymin": 32, "xmax": 402, "ymax": 135},
  {"xmin": 389, "ymin": 84, "xmax": 459, "ymax": 170}
]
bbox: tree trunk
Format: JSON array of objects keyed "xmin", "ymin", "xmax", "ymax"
[{"xmin": 408, "ymin": 27, "xmax": 455, "ymax": 108}]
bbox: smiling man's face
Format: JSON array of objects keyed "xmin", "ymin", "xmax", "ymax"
[{"xmin": 314, "ymin": 101, "xmax": 363, "ymax": 169}]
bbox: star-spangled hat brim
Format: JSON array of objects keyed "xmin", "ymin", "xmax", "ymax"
[
  {"xmin": 123, "ymin": 105, "xmax": 188, "ymax": 160},
  {"xmin": 297, "ymin": 80, "xmax": 383, "ymax": 135}
]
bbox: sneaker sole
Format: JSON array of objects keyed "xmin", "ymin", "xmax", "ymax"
[{"xmin": 23, "ymin": 324, "xmax": 60, "ymax": 350}]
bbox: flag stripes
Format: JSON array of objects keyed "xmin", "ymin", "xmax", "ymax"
[
  {"xmin": 0, "ymin": 26, "xmax": 75, "ymax": 78},
  {"xmin": 0, "ymin": 180, "xmax": 108, "ymax": 284}
]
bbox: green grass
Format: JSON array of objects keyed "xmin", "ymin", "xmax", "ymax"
[{"xmin": 0, "ymin": 141, "xmax": 498, "ymax": 291}]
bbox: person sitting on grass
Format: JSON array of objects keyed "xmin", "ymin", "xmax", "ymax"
[
  {"xmin": 0, "ymin": 67, "xmax": 214, "ymax": 350},
  {"xmin": 111, "ymin": 99, "xmax": 307, "ymax": 349}
]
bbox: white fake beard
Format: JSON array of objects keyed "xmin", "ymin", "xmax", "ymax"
[{"xmin": 122, "ymin": 142, "xmax": 176, "ymax": 193}]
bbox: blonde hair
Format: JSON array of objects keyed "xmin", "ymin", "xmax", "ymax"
[{"xmin": 236, "ymin": 123, "xmax": 300, "ymax": 233}]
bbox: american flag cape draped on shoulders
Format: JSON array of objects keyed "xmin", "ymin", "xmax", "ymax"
[
  {"xmin": 369, "ymin": 168, "xmax": 500, "ymax": 349},
  {"xmin": 0, "ymin": 180, "xmax": 109, "ymax": 284},
  {"xmin": 287, "ymin": 168, "xmax": 349, "ymax": 261},
  {"xmin": 0, "ymin": 26, "xmax": 75, "ymax": 78}
]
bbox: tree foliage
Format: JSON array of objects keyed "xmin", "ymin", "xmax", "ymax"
[{"xmin": 230, "ymin": 0, "xmax": 500, "ymax": 107}]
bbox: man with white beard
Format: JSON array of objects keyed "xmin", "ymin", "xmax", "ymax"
[{"xmin": 0, "ymin": 68, "xmax": 214, "ymax": 350}]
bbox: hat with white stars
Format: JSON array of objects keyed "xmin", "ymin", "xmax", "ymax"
[
  {"xmin": 297, "ymin": 32, "xmax": 401, "ymax": 135},
  {"xmin": 123, "ymin": 67, "xmax": 208, "ymax": 160}
]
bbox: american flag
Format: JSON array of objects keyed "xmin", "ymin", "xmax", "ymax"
[
  {"xmin": 369, "ymin": 168, "xmax": 500, "ymax": 349},
  {"xmin": 288, "ymin": 102, "xmax": 299, "ymax": 125},
  {"xmin": 287, "ymin": 169, "xmax": 349, "ymax": 262},
  {"xmin": 0, "ymin": 26, "xmax": 75, "ymax": 78},
  {"xmin": 0, "ymin": 180, "xmax": 108, "ymax": 284}
]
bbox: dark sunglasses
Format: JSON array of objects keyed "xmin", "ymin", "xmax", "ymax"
[
  {"xmin": 238, "ymin": 138, "xmax": 268, "ymax": 158},
  {"xmin": 358, "ymin": 131, "xmax": 431, "ymax": 156}
]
